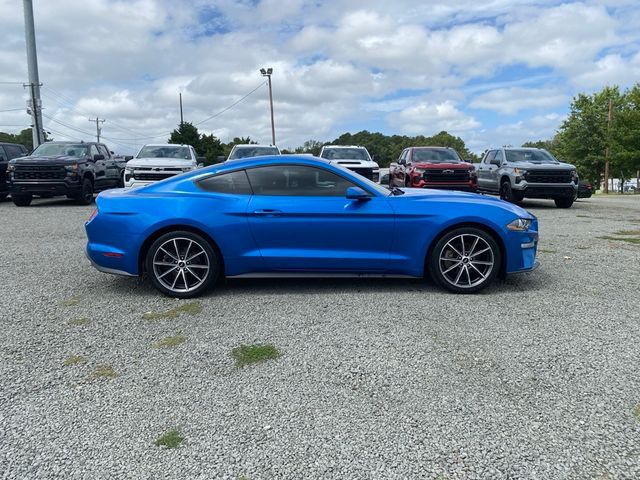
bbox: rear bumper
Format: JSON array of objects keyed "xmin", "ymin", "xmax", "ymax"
[{"xmin": 85, "ymin": 248, "xmax": 137, "ymax": 277}]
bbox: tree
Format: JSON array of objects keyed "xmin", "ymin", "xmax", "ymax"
[
  {"xmin": 294, "ymin": 139, "xmax": 324, "ymax": 156},
  {"xmin": 168, "ymin": 122, "xmax": 201, "ymax": 151},
  {"xmin": 199, "ymin": 133, "xmax": 224, "ymax": 165},
  {"xmin": 0, "ymin": 128, "xmax": 45, "ymax": 152}
]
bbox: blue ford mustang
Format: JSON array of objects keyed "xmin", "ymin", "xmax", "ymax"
[{"xmin": 85, "ymin": 156, "xmax": 538, "ymax": 297}]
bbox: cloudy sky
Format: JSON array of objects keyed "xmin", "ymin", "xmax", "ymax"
[{"xmin": 1, "ymin": 0, "xmax": 639, "ymax": 155}]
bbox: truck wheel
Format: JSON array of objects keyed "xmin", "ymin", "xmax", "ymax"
[
  {"xmin": 499, "ymin": 181, "xmax": 523, "ymax": 203},
  {"xmin": 12, "ymin": 194, "xmax": 33, "ymax": 207},
  {"xmin": 118, "ymin": 171, "xmax": 125, "ymax": 188},
  {"xmin": 75, "ymin": 178, "xmax": 94, "ymax": 205},
  {"xmin": 145, "ymin": 231, "xmax": 219, "ymax": 298},
  {"xmin": 554, "ymin": 197, "xmax": 574, "ymax": 208},
  {"xmin": 428, "ymin": 227, "xmax": 501, "ymax": 294}
]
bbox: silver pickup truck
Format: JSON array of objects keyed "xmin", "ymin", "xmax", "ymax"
[{"xmin": 476, "ymin": 147, "xmax": 578, "ymax": 208}]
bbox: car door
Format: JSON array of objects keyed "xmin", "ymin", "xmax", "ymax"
[
  {"xmin": 246, "ymin": 164, "xmax": 395, "ymax": 272},
  {"xmin": 477, "ymin": 150, "xmax": 494, "ymax": 192},
  {"xmin": 391, "ymin": 150, "xmax": 407, "ymax": 187},
  {"xmin": 485, "ymin": 149, "xmax": 504, "ymax": 193},
  {"xmin": 89, "ymin": 144, "xmax": 108, "ymax": 189},
  {"xmin": 97, "ymin": 144, "xmax": 118, "ymax": 186}
]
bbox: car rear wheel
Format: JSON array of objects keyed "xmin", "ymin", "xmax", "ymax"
[
  {"xmin": 75, "ymin": 178, "xmax": 94, "ymax": 205},
  {"xmin": 429, "ymin": 227, "xmax": 501, "ymax": 294},
  {"xmin": 554, "ymin": 197, "xmax": 574, "ymax": 208},
  {"xmin": 499, "ymin": 181, "xmax": 523, "ymax": 203},
  {"xmin": 145, "ymin": 231, "xmax": 219, "ymax": 298},
  {"xmin": 12, "ymin": 194, "xmax": 32, "ymax": 207}
]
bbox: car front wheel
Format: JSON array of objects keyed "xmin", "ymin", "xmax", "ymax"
[
  {"xmin": 554, "ymin": 197, "xmax": 574, "ymax": 208},
  {"xmin": 145, "ymin": 231, "xmax": 219, "ymax": 298},
  {"xmin": 499, "ymin": 181, "xmax": 523, "ymax": 203},
  {"xmin": 76, "ymin": 178, "xmax": 94, "ymax": 205},
  {"xmin": 12, "ymin": 194, "xmax": 33, "ymax": 207},
  {"xmin": 429, "ymin": 227, "xmax": 501, "ymax": 294}
]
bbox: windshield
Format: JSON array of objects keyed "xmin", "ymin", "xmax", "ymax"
[
  {"xmin": 228, "ymin": 146, "xmax": 280, "ymax": 160},
  {"xmin": 137, "ymin": 145, "xmax": 192, "ymax": 159},
  {"xmin": 413, "ymin": 148, "xmax": 461, "ymax": 163},
  {"xmin": 321, "ymin": 148, "xmax": 370, "ymax": 161},
  {"xmin": 31, "ymin": 143, "xmax": 88, "ymax": 157},
  {"xmin": 505, "ymin": 149, "xmax": 558, "ymax": 164}
]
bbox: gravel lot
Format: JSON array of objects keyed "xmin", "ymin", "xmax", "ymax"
[{"xmin": 1, "ymin": 194, "xmax": 639, "ymax": 479}]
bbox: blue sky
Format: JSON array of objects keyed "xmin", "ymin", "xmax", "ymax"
[{"xmin": 0, "ymin": 0, "xmax": 639, "ymax": 155}]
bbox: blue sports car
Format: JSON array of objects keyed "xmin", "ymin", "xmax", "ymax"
[{"xmin": 85, "ymin": 155, "xmax": 538, "ymax": 297}]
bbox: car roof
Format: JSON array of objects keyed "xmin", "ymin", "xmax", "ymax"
[
  {"xmin": 219, "ymin": 154, "xmax": 328, "ymax": 170},
  {"xmin": 141, "ymin": 143, "xmax": 190, "ymax": 147},
  {"xmin": 0, "ymin": 142, "xmax": 27, "ymax": 147},
  {"xmin": 322, "ymin": 145, "xmax": 366, "ymax": 149},
  {"xmin": 410, "ymin": 146, "xmax": 454, "ymax": 150},
  {"xmin": 232, "ymin": 144, "xmax": 278, "ymax": 148}
]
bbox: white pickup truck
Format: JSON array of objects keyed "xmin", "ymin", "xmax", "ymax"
[{"xmin": 123, "ymin": 143, "xmax": 200, "ymax": 189}]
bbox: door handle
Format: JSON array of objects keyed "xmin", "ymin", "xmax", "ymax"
[{"xmin": 253, "ymin": 209, "xmax": 282, "ymax": 216}]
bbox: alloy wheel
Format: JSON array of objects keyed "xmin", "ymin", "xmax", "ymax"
[
  {"xmin": 152, "ymin": 237, "xmax": 210, "ymax": 294},
  {"xmin": 438, "ymin": 233, "xmax": 495, "ymax": 289}
]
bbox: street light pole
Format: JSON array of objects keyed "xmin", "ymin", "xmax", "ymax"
[{"xmin": 260, "ymin": 68, "xmax": 276, "ymax": 145}]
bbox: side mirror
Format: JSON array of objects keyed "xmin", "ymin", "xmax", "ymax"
[
  {"xmin": 490, "ymin": 158, "xmax": 501, "ymax": 166},
  {"xmin": 124, "ymin": 155, "xmax": 133, "ymax": 161},
  {"xmin": 93, "ymin": 154, "xmax": 105, "ymax": 161},
  {"xmin": 346, "ymin": 186, "xmax": 371, "ymax": 200}
]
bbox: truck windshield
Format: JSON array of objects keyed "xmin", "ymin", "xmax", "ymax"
[
  {"xmin": 31, "ymin": 143, "xmax": 88, "ymax": 157},
  {"xmin": 505, "ymin": 149, "xmax": 558, "ymax": 164},
  {"xmin": 228, "ymin": 146, "xmax": 280, "ymax": 160},
  {"xmin": 412, "ymin": 149, "xmax": 461, "ymax": 163},
  {"xmin": 321, "ymin": 148, "xmax": 370, "ymax": 161},
  {"xmin": 137, "ymin": 146, "xmax": 191, "ymax": 159}
]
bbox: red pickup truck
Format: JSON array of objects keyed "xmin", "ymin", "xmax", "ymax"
[{"xmin": 389, "ymin": 146, "xmax": 477, "ymax": 191}]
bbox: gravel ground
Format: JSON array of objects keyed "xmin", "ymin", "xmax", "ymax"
[{"xmin": 0, "ymin": 194, "xmax": 639, "ymax": 479}]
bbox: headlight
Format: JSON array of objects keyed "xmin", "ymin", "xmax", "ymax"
[
  {"xmin": 7, "ymin": 163, "xmax": 16, "ymax": 172},
  {"xmin": 414, "ymin": 167, "xmax": 426, "ymax": 174},
  {"xmin": 182, "ymin": 167, "xmax": 194, "ymax": 172},
  {"xmin": 507, "ymin": 218, "xmax": 532, "ymax": 231},
  {"xmin": 65, "ymin": 163, "xmax": 79, "ymax": 171},
  {"xmin": 513, "ymin": 168, "xmax": 527, "ymax": 176},
  {"xmin": 125, "ymin": 167, "xmax": 134, "ymax": 173}
]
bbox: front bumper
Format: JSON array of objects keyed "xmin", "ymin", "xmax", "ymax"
[
  {"xmin": 513, "ymin": 182, "xmax": 577, "ymax": 199},
  {"xmin": 124, "ymin": 179, "xmax": 154, "ymax": 189},
  {"xmin": 10, "ymin": 180, "xmax": 81, "ymax": 196}
]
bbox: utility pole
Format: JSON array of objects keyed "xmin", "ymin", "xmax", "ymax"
[
  {"xmin": 603, "ymin": 97, "xmax": 613, "ymax": 194},
  {"xmin": 23, "ymin": 0, "xmax": 44, "ymax": 148},
  {"xmin": 179, "ymin": 92, "xmax": 184, "ymax": 128},
  {"xmin": 88, "ymin": 118, "xmax": 105, "ymax": 142},
  {"xmin": 260, "ymin": 68, "xmax": 276, "ymax": 145}
]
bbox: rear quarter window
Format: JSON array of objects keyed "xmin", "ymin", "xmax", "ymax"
[{"xmin": 196, "ymin": 170, "xmax": 252, "ymax": 194}]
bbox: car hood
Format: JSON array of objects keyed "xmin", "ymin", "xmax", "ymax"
[
  {"xmin": 394, "ymin": 188, "xmax": 535, "ymax": 219},
  {"xmin": 127, "ymin": 157, "xmax": 195, "ymax": 168},
  {"xmin": 10, "ymin": 155, "xmax": 85, "ymax": 166},
  {"xmin": 331, "ymin": 159, "xmax": 379, "ymax": 168},
  {"xmin": 506, "ymin": 161, "xmax": 575, "ymax": 170},
  {"xmin": 413, "ymin": 162, "xmax": 472, "ymax": 169}
]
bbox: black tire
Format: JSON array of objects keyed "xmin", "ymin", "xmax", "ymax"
[
  {"xmin": 555, "ymin": 197, "xmax": 574, "ymax": 208},
  {"xmin": 75, "ymin": 177, "xmax": 94, "ymax": 205},
  {"xmin": 428, "ymin": 227, "xmax": 501, "ymax": 294},
  {"xmin": 12, "ymin": 194, "xmax": 32, "ymax": 207},
  {"xmin": 499, "ymin": 181, "xmax": 523, "ymax": 203},
  {"xmin": 118, "ymin": 171, "xmax": 125, "ymax": 188},
  {"xmin": 145, "ymin": 230, "xmax": 219, "ymax": 298}
]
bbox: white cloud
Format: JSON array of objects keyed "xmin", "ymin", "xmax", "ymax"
[
  {"xmin": 389, "ymin": 100, "xmax": 481, "ymax": 135},
  {"xmin": 469, "ymin": 87, "xmax": 568, "ymax": 114}
]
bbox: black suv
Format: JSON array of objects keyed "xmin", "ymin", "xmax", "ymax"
[
  {"xmin": 0, "ymin": 142, "xmax": 29, "ymax": 201},
  {"xmin": 7, "ymin": 141, "xmax": 125, "ymax": 206}
]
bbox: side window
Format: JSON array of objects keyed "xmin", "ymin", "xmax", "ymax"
[
  {"xmin": 89, "ymin": 145, "xmax": 100, "ymax": 158},
  {"xmin": 197, "ymin": 170, "xmax": 252, "ymax": 194},
  {"xmin": 494, "ymin": 150, "xmax": 504, "ymax": 163},
  {"xmin": 246, "ymin": 165, "xmax": 358, "ymax": 197},
  {"xmin": 0, "ymin": 147, "xmax": 7, "ymax": 161},
  {"xmin": 5, "ymin": 145, "xmax": 24, "ymax": 159},
  {"xmin": 484, "ymin": 150, "xmax": 496, "ymax": 164},
  {"xmin": 97, "ymin": 144, "xmax": 110, "ymax": 158},
  {"xmin": 399, "ymin": 150, "xmax": 407, "ymax": 164}
]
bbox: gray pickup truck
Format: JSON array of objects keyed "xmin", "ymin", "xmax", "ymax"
[{"xmin": 476, "ymin": 147, "xmax": 578, "ymax": 208}]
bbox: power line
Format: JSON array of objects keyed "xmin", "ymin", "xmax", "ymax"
[
  {"xmin": 194, "ymin": 81, "xmax": 266, "ymax": 126},
  {"xmin": 0, "ymin": 108, "xmax": 25, "ymax": 113}
]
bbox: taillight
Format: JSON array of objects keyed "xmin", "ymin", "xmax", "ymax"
[{"xmin": 88, "ymin": 208, "xmax": 98, "ymax": 221}]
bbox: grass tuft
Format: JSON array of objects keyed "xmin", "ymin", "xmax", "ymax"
[
  {"xmin": 63, "ymin": 355, "xmax": 87, "ymax": 366},
  {"xmin": 633, "ymin": 404, "xmax": 640, "ymax": 421},
  {"xmin": 143, "ymin": 302, "xmax": 203, "ymax": 320},
  {"xmin": 576, "ymin": 214, "xmax": 590, "ymax": 218},
  {"xmin": 232, "ymin": 343, "xmax": 281, "ymax": 367},
  {"xmin": 60, "ymin": 296, "xmax": 81, "ymax": 307},
  {"xmin": 538, "ymin": 248, "xmax": 557, "ymax": 254},
  {"xmin": 613, "ymin": 229, "xmax": 640, "ymax": 236},
  {"xmin": 153, "ymin": 335, "xmax": 186, "ymax": 349},
  {"xmin": 598, "ymin": 236, "xmax": 640, "ymax": 245},
  {"xmin": 68, "ymin": 317, "xmax": 89, "ymax": 326},
  {"xmin": 154, "ymin": 428, "xmax": 184, "ymax": 449},
  {"xmin": 90, "ymin": 364, "xmax": 118, "ymax": 379}
]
